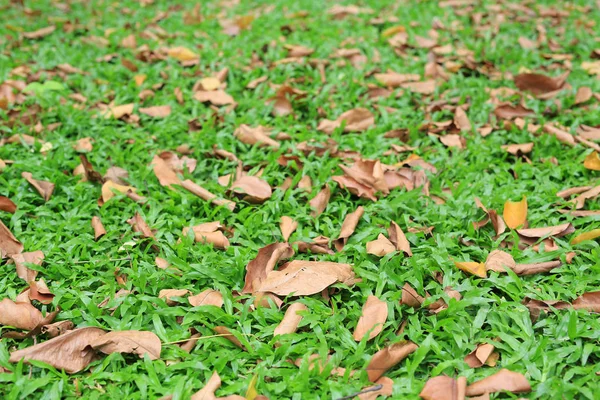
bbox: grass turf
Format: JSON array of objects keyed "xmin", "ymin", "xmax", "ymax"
[{"xmin": 1, "ymin": 0, "xmax": 600, "ymax": 398}]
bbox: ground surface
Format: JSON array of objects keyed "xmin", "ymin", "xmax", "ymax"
[{"xmin": 1, "ymin": 0, "xmax": 600, "ymax": 399}]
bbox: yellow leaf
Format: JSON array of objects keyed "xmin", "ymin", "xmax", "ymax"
[
  {"xmin": 199, "ymin": 77, "xmax": 221, "ymax": 91},
  {"xmin": 582, "ymin": 61, "xmax": 600, "ymax": 76},
  {"xmin": 245, "ymin": 374, "xmax": 258, "ymax": 400},
  {"xmin": 134, "ymin": 74, "xmax": 146, "ymax": 86},
  {"xmin": 584, "ymin": 151, "xmax": 600, "ymax": 171},
  {"xmin": 503, "ymin": 197, "xmax": 527, "ymax": 229},
  {"xmin": 455, "ymin": 261, "xmax": 487, "ymax": 278},
  {"xmin": 168, "ymin": 46, "xmax": 198, "ymax": 62},
  {"xmin": 236, "ymin": 15, "xmax": 255, "ymax": 29},
  {"xmin": 101, "ymin": 180, "xmax": 136, "ymax": 203},
  {"xmin": 571, "ymin": 229, "xmax": 600, "ymax": 245},
  {"xmin": 381, "ymin": 25, "xmax": 405, "ymax": 38}
]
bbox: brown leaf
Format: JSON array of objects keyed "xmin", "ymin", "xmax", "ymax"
[
  {"xmin": 104, "ymin": 166, "xmax": 129, "ymax": 185},
  {"xmin": 512, "ymin": 261, "xmax": 562, "ymax": 275},
  {"xmin": 246, "ymin": 76, "xmax": 268, "ymax": 89},
  {"xmin": 366, "ymin": 341, "xmax": 418, "ymax": 382},
  {"xmin": 280, "ymin": 216, "xmax": 298, "ymax": 242},
  {"xmin": 23, "ymin": 26, "xmax": 56, "ymax": 39},
  {"xmin": 366, "ymin": 234, "xmax": 396, "ymax": 256},
  {"xmin": 503, "ymin": 197, "xmax": 527, "ymax": 229},
  {"xmin": 274, "ymin": 302, "xmax": 307, "ymax": 336},
  {"xmin": 230, "ymin": 175, "xmax": 272, "ymax": 203},
  {"xmin": 388, "ymin": 221, "xmax": 412, "ymax": 256},
  {"xmin": 91, "ymin": 216, "xmax": 106, "ymax": 240},
  {"xmin": 101, "ymin": 180, "xmax": 137, "ymax": 204},
  {"xmin": 22, "ymin": 172, "xmax": 54, "ymax": 201},
  {"xmin": 10, "ymin": 250, "xmax": 44, "ymax": 282},
  {"xmin": 543, "ymin": 123, "xmax": 576, "ymax": 146},
  {"xmin": 501, "ymin": 142, "xmax": 533, "ymax": 155},
  {"xmin": 465, "ymin": 343, "xmax": 496, "ymax": 368},
  {"xmin": 333, "ymin": 175, "xmax": 377, "ymax": 201},
  {"xmin": 257, "ymin": 260, "xmax": 355, "ymax": 296},
  {"xmin": 419, "ymin": 376, "xmax": 467, "ymax": 400},
  {"xmin": 400, "ymin": 283, "xmax": 425, "ymax": 308},
  {"xmin": 584, "ymin": 151, "xmax": 600, "ymax": 171},
  {"xmin": 494, "ymin": 103, "xmax": 535, "ymax": 119},
  {"xmin": 353, "ymin": 295, "xmax": 388, "ymax": 341},
  {"xmin": 193, "ymin": 90, "xmax": 234, "ymax": 106},
  {"xmin": 168, "ymin": 46, "xmax": 199, "ymax": 63},
  {"xmin": 242, "ymin": 243, "xmax": 294, "ymax": 293},
  {"xmin": 517, "ymin": 223, "xmax": 574, "ymax": 239},
  {"xmin": 9, "ymin": 327, "xmax": 106, "ymax": 374},
  {"xmin": 518, "ymin": 36, "xmax": 537, "ymax": 50},
  {"xmin": 234, "ymin": 124, "xmax": 280, "ymax": 148},
  {"xmin": 29, "ymin": 279, "xmax": 54, "ymax": 304},
  {"xmin": 191, "ymin": 371, "xmax": 222, "ymax": 400},
  {"xmin": 374, "ymin": 72, "xmax": 420, "ymax": 87},
  {"xmin": 514, "ymin": 72, "xmax": 569, "ymax": 96},
  {"xmin": 151, "ymin": 155, "xmax": 181, "ymax": 187},
  {"xmin": 571, "ymin": 291, "xmax": 600, "ymax": 312},
  {"xmin": 0, "ymin": 196, "xmax": 17, "ymax": 213},
  {"xmin": 183, "ymin": 223, "xmax": 230, "ymax": 249},
  {"xmin": 454, "ymin": 108, "xmax": 471, "ymax": 132},
  {"xmin": 41, "ymin": 320, "xmax": 75, "ymax": 338},
  {"xmin": 334, "ymin": 206, "xmax": 364, "ymax": 251},
  {"xmin": 139, "ymin": 105, "xmax": 171, "ymax": 118},
  {"xmin": 358, "ymin": 377, "xmax": 394, "ymax": 400},
  {"xmin": 439, "ymin": 134, "xmax": 466, "ymax": 149},
  {"xmin": 181, "ymin": 179, "xmax": 236, "ymax": 211},
  {"xmin": 74, "ymin": 137, "xmax": 94, "ymax": 152},
  {"xmin": 90, "ymin": 330, "xmax": 161, "ymax": 360},
  {"xmin": 295, "ymin": 236, "xmax": 334, "ymax": 255},
  {"xmin": 317, "ymin": 108, "xmax": 375, "ymax": 134},
  {"xmin": 309, "ymin": 185, "xmax": 331, "ymax": 216},
  {"xmin": 214, "ymin": 326, "xmax": 245, "ymax": 350},
  {"xmin": 106, "ymin": 103, "xmax": 134, "ymax": 119},
  {"xmin": 575, "ymin": 87, "xmax": 593, "ymax": 105},
  {"xmin": 127, "ymin": 212, "xmax": 155, "ymax": 240},
  {"xmin": 465, "ymin": 369, "xmax": 531, "ymax": 396},
  {"xmin": 188, "ymin": 289, "xmax": 224, "ymax": 307},
  {"xmin": 454, "ymin": 261, "xmax": 486, "ymax": 278},
  {"xmin": 0, "ymin": 298, "xmax": 43, "ymax": 330},
  {"xmin": 285, "ymin": 44, "xmax": 314, "ymax": 58},
  {"xmin": 485, "ymin": 250, "xmax": 515, "ymax": 273},
  {"xmin": 159, "ymin": 289, "xmax": 190, "ymax": 306}
]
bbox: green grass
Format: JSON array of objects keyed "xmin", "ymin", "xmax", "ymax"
[{"xmin": 1, "ymin": 0, "xmax": 600, "ymax": 398}]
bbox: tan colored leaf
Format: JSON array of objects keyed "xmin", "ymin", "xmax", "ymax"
[
  {"xmin": 183, "ymin": 222, "xmax": 229, "ymax": 249},
  {"xmin": 0, "ymin": 298, "xmax": 43, "ymax": 330},
  {"xmin": 29, "ymin": 279, "xmax": 54, "ymax": 304},
  {"xmin": 419, "ymin": 376, "xmax": 467, "ymax": 400},
  {"xmin": 199, "ymin": 77, "xmax": 221, "ymax": 91},
  {"xmin": 127, "ymin": 212, "xmax": 155, "ymax": 239},
  {"xmin": 0, "ymin": 196, "xmax": 17, "ymax": 213},
  {"xmin": 582, "ymin": 61, "xmax": 600, "ymax": 76},
  {"xmin": 181, "ymin": 180, "xmax": 235, "ymax": 210},
  {"xmin": 280, "ymin": 216, "xmax": 298, "ymax": 242},
  {"xmin": 512, "ymin": 261, "xmax": 561, "ymax": 275},
  {"xmin": 358, "ymin": 377, "xmax": 394, "ymax": 400},
  {"xmin": 168, "ymin": 46, "xmax": 199, "ymax": 62},
  {"xmin": 74, "ymin": 137, "xmax": 94, "ymax": 152},
  {"xmin": 517, "ymin": 223, "xmax": 574, "ymax": 239},
  {"xmin": 572, "ymin": 229, "xmax": 600, "ymax": 245},
  {"xmin": 374, "ymin": 72, "xmax": 420, "ymax": 87},
  {"xmin": 234, "ymin": 125, "xmax": 280, "ymax": 148},
  {"xmin": 401, "ymin": 283, "xmax": 425, "ymax": 308},
  {"xmin": 501, "ymin": 143, "xmax": 533, "ymax": 155},
  {"xmin": 91, "ymin": 216, "xmax": 106, "ymax": 240},
  {"xmin": 90, "ymin": 330, "xmax": 161, "ymax": 360},
  {"xmin": 257, "ymin": 260, "xmax": 355, "ymax": 296},
  {"xmin": 274, "ymin": 303, "xmax": 307, "ymax": 336},
  {"xmin": 285, "ymin": 44, "xmax": 315, "ymax": 58},
  {"xmin": 22, "ymin": 172, "xmax": 54, "ymax": 201},
  {"xmin": 366, "ymin": 341, "xmax": 418, "ymax": 382},
  {"xmin": 246, "ymin": 76, "xmax": 268, "ymax": 89},
  {"xmin": 193, "ymin": 90, "xmax": 234, "ymax": 106},
  {"xmin": 191, "ymin": 371, "xmax": 221, "ymax": 400},
  {"xmin": 543, "ymin": 123, "xmax": 576, "ymax": 146},
  {"xmin": 570, "ymin": 185, "xmax": 600, "ymax": 209},
  {"xmin": 388, "ymin": 221, "xmax": 412, "ymax": 256},
  {"xmin": 41, "ymin": 320, "xmax": 75, "ymax": 338},
  {"xmin": 242, "ymin": 243, "xmax": 294, "ymax": 293},
  {"xmin": 494, "ymin": 103, "xmax": 535, "ymax": 119},
  {"xmin": 465, "ymin": 369, "xmax": 531, "ymax": 397},
  {"xmin": 454, "ymin": 261, "xmax": 486, "ymax": 278},
  {"xmin": 572, "ymin": 291, "xmax": 600, "ymax": 312},
  {"xmin": 10, "ymin": 250, "xmax": 44, "ymax": 282},
  {"xmin": 317, "ymin": 108, "xmax": 375, "ymax": 134},
  {"xmin": 295, "ymin": 236, "xmax": 334, "ymax": 255},
  {"xmin": 354, "ymin": 295, "xmax": 388, "ymax": 341},
  {"xmin": 454, "ymin": 108, "xmax": 471, "ymax": 132},
  {"xmin": 465, "ymin": 343, "xmax": 496, "ymax": 368},
  {"xmin": 106, "ymin": 103, "xmax": 134, "ymax": 119},
  {"xmin": 518, "ymin": 36, "xmax": 537, "ymax": 49},
  {"xmin": 101, "ymin": 180, "xmax": 137, "ymax": 203},
  {"xmin": 575, "ymin": 87, "xmax": 593, "ymax": 105},
  {"xmin": 188, "ymin": 289, "xmax": 223, "ymax": 307},
  {"xmin": 309, "ymin": 185, "xmax": 331, "ymax": 216},
  {"xmin": 159, "ymin": 289, "xmax": 190, "ymax": 306},
  {"xmin": 514, "ymin": 72, "xmax": 568, "ymax": 96},
  {"xmin": 334, "ymin": 206, "xmax": 364, "ymax": 251},
  {"xmin": 23, "ymin": 26, "xmax": 56, "ymax": 39},
  {"xmin": 230, "ymin": 175, "xmax": 272, "ymax": 203},
  {"xmin": 214, "ymin": 326, "xmax": 245, "ymax": 350},
  {"xmin": 139, "ymin": 105, "xmax": 171, "ymax": 118},
  {"xmin": 584, "ymin": 151, "xmax": 600, "ymax": 171},
  {"xmin": 151, "ymin": 155, "xmax": 181, "ymax": 187},
  {"xmin": 333, "ymin": 175, "xmax": 377, "ymax": 201},
  {"xmin": 104, "ymin": 166, "xmax": 129, "ymax": 185},
  {"xmin": 485, "ymin": 250, "xmax": 515, "ymax": 273},
  {"xmin": 155, "ymin": 257, "xmax": 169, "ymax": 270},
  {"xmin": 366, "ymin": 234, "xmax": 396, "ymax": 256},
  {"xmin": 9, "ymin": 327, "xmax": 106, "ymax": 374},
  {"xmin": 401, "ymin": 80, "xmax": 436, "ymax": 94},
  {"xmin": 503, "ymin": 197, "xmax": 527, "ymax": 229}
]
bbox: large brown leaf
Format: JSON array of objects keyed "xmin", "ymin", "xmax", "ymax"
[
  {"xmin": 334, "ymin": 206, "xmax": 364, "ymax": 251},
  {"xmin": 419, "ymin": 376, "xmax": 466, "ymax": 400},
  {"xmin": 465, "ymin": 369, "xmax": 531, "ymax": 396},
  {"xmin": 9, "ymin": 327, "xmax": 106, "ymax": 373},
  {"xmin": 274, "ymin": 302, "xmax": 307, "ymax": 336},
  {"xmin": 514, "ymin": 72, "xmax": 568, "ymax": 96},
  {"xmin": 0, "ymin": 298, "xmax": 43, "ymax": 330},
  {"xmin": 353, "ymin": 295, "xmax": 388, "ymax": 341},
  {"xmin": 242, "ymin": 243, "xmax": 294, "ymax": 293},
  {"xmin": 0, "ymin": 221, "xmax": 23, "ymax": 259},
  {"xmin": 366, "ymin": 341, "xmax": 418, "ymax": 381},
  {"xmin": 90, "ymin": 330, "xmax": 161, "ymax": 360},
  {"xmin": 317, "ymin": 108, "xmax": 375, "ymax": 134},
  {"xmin": 257, "ymin": 260, "xmax": 355, "ymax": 296}
]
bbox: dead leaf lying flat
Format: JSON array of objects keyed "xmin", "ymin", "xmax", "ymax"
[
  {"xmin": 0, "ymin": 196, "xmax": 17, "ymax": 213},
  {"xmin": 183, "ymin": 222, "xmax": 229, "ymax": 249},
  {"xmin": 0, "ymin": 298, "xmax": 43, "ymax": 330},
  {"xmin": 234, "ymin": 125, "xmax": 280, "ymax": 148},
  {"xmin": 503, "ymin": 197, "xmax": 527, "ymax": 229},
  {"xmin": 0, "ymin": 220, "xmax": 23, "ymax": 259},
  {"xmin": 366, "ymin": 234, "xmax": 396, "ymax": 256},
  {"xmin": 309, "ymin": 185, "xmax": 331, "ymax": 216},
  {"xmin": 280, "ymin": 216, "xmax": 298, "ymax": 242},
  {"xmin": 465, "ymin": 369, "xmax": 531, "ymax": 396},
  {"xmin": 10, "ymin": 250, "xmax": 44, "ymax": 282},
  {"xmin": 152, "ymin": 155, "xmax": 181, "ymax": 187},
  {"xmin": 334, "ymin": 206, "xmax": 364, "ymax": 251},
  {"xmin": 139, "ymin": 105, "xmax": 171, "ymax": 118},
  {"xmin": 181, "ymin": 179, "xmax": 236, "ymax": 211},
  {"xmin": 242, "ymin": 243, "xmax": 294, "ymax": 293},
  {"xmin": 91, "ymin": 216, "xmax": 106, "ymax": 240},
  {"xmin": 353, "ymin": 295, "xmax": 388, "ymax": 341},
  {"xmin": 464, "ymin": 343, "xmax": 497, "ymax": 368},
  {"xmin": 90, "ymin": 330, "xmax": 161, "ymax": 360},
  {"xmin": 419, "ymin": 376, "xmax": 467, "ymax": 400},
  {"xmin": 274, "ymin": 302, "xmax": 307, "ymax": 336},
  {"xmin": 22, "ymin": 172, "xmax": 54, "ymax": 201},
  {"xmin": 367, "ymin": 341, "xmax": 418, "ymax": 382},
  {"xmin": 229, "ymin": 175, "xmax": 272, "ymax": 203},
  {"xmin": 317, "ymin": 108, "xmax": 375, "ymax": 134},
  {"xmin": 188, "ymin": 289, "xmax": 223, "ymax": 307},
  {"xmin": 455, "ymin": 261, "xmax": 486, "ymax": 278}
]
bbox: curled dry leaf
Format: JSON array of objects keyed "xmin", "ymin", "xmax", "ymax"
[
  {"xmin": 159, "ymin": 289, "xmax": 190, "ymax": 306},
  {"xmin": 101, "ymin": 180, "xmax": 137, "ymax": 204},
  {"xmin": 0, "ymin": 298, "xmax": 43, "ymax": 330},
  {"xmin": 42, "ymin": 320, "xmax": 75, "ymax": 338},
  {"xmin": 274, "ymin": 302, "xmax": 307, "ymax": 336},
  {"xmin": 214, "ymin": 326, "xmax": 245, "ymax": 350},
  {"xmin": 9, "ymin": 327, "xmax": 106, "ymax": 374},
  {"xmin": 575, "ymin": 87, "xmax": 593, "ymax": 105},
  {"xmin": 454, "ymin": 107, "xmax": 471, "ymax": 132},
  {"xmin": 465, "ymin": 369, "xmax": 531, "ymax": 396},
  {"xmin": 512, "ymin": 261, "xmax": 561, "ymax": 275},
  {"xmin": 242, "ymin": 243, "xmax": 294, "ymax": 293},
  {"xmin": 0, "ymin": 220, "xmax": 23, "ymax": 259},
  {"xmin": 257, "ymin": 260, "xmax": 356, "ymax": 296},
  {"xmin": 0, "ymin": 196, "xmax": 17, "ymax": 213},
  {"xmin": 10, "ymin": 250, "xmax": 44, "ymax": 282},
  {"xmin": 22, "ymin": 172, "xmax": 54, "ymax": 201},
  {"xmin": 181, "ymin": 179, "xmax": 236, "ymax": 211},
  {"xmin": 388, "ymin": 221, "xmax": 412, "ymax": 256},
  {"xmin": 155, "ymin": 257, "xmax": 169, "ymax": 270},
  {"xmin": 29, "ymin": 279, "xmax": 54, "ymax": 304},
  {"xmin": 353, "ymin": 295, "xmax": 388, "ymax": 341},
  {"xmin": 473, "ymin": 198, "xmax": 506, "ymax": 236},
  {"xmin": 230, "ymin": 175, "xmax": 272, "ymax": 203},
  {"xmin": 543, "ymin": 123, "xmax": 576, "ymax": 146},
  {"xmin": 91, "ymin": 216, "xmax": 106, "ymax": 240},
  {"xmin": 401, "ymin": 283, "xmax": 425, "ymax": 308},
  {"xmin": 584, "ymin": 151, "xmax": 600, "ymax": 171},
  {"xmin": 502, "ymin": 142, "xmax": 533, "ymax": 155},
  {"xmin": 193, "ymin": 90, "xmax": 234, "ymax": 106},
  {"xmin": 517, "ymin": 223, "xmax": 574, "ymax": 239},
  {"xmin": 334, "ymin": 206, "xmax": 364, "ymax": 251},
  {"xmin": 485, "ymin": 250, "xmax": 515, "ymax": 273},
  {"xmin": 514, "ymin": 72, "xmax": 569, "ymax": 96},
  {"xmin": 366, "ymin": 341, "xmax": 418, "ymax": 382},
  {"xmin": 366, "ymin": 234, "xmax": 396, "ymax": 256},
  {"xmin": 188, "ymin": 289, "xmax": 224, "ymax": 307},
  {"xmin": 419, "ymin": 376, "xmax": 467, "ymax": 400},
  {"xmin": 280, "ymin": 216, "xmax": 298, "ymax": 242},
  {"xmin": 234, "ymin": 124, "xmax": 280, "ymax": 148},
  {"xmin": 494, "ymin": 103, "xmax": 534, "ymax": 119},
  {"xmin": 572, "ymin": 229, "xmax": 600, "ymax": 245},
  {"xmin": 139, "ymin": 105, "xmax": 171, "ymax": 118},
  {"xmin": 151, "ymin": 155, "xmax": 181, "ymax": 187},
  {"xmin": 90, "ymin": 330, "xmax": 161, "ymax": 360},
  {"xmin": 455, "ymin": 261, "xmax": 486, "ymax": 278},
  {"xmin": 295, "ymin": 236, "xmax": 334, "ymax": 255},
  {"xmin": 317, "ymin": 108, "xmax": 375, "ymax": 134},
  {"xmin": 183, "ymin": 222, "xmax": 229, "ymax": 249},
  {"xmin": 127, "ymin": 212, "xmax": 155, "ymax": 239},
  {"xmin": 503, "ymin": 197, "xmax": 527, "ymax": 229},
  {"xmin": 309, "ymin": 185, "xmax": 331, "ymax": 216},
  {"xmin": 464, "ymin": 343, "xmax": 497, "ymax": 368}
]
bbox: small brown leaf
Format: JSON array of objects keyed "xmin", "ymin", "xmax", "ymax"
[
  {"xmin": 0, "ymin": 221, "xmax": 23, "ymax": 258},
  {"xmin": 353, "ymin": 295, "xmax": 388, "ymax": 341},
  {"xmin": 419, "ymin": 376, "xmax": 467, "ymax": 400},
  {"xmin": 139, "ymin": 105, "xmax": 171, "ymax": 118},
  {"xmin": 188, "ymin": 289, "xmax": 223, "ymax": 307},
  {"xmin": 191, "ymin": 371, "xmax": 222, "ymax": 400},
  {"xmin": 334, "ymin": 206, "xmax": 364, "ymax": 251},
  {"xmin": 575, "ymin": 87, "xmax": 593, "ymax": 105},
  {"xmin": 41, "ymin": 320, "xmax": 74, "ymax": 338},
  {"xmin": 309, "ymin": 185, "xmax": 331, "ymax": 216},
  {"xmin": 374, "ymin": 72, "xmax": 420, "ymax": 87},
  {"xmin": 10, "ymin": 250, "xmax": 44, "ymax": 282},
  {"xmin": 280, "ymin": 216, "xmax": 298, "ymax": 242},
  {"xmin": 104, "ymin": 166, "xmax": 129, "ymax": 185},
  {"xmin": 23, "ymin": 26, "xmax": 56, "ymax": 39},
  {"xmin": 106, "ymin": 103, "xmax": 134, "ymax": 119},
  {"xmin": 74, "ymin": 137, "xmax": 94, "ymax": 152},
  {"xmin": 101, "ymin": 180, "xmax": 137, "ymax": 204},
  {"xmin": 494, "ymin": 103, "xmax": 535, "ymax": 119},
  {"xmin": 358, "ymin": 377, "xmax": 394, "ymax": 400},
  {"xmin": 234, "ymin": 124, "xmax": 280, "ymax": 148},
  {"xmin": 151, "ymin": 155, "xmax": 181, "ymax": 187},
  {"xmin": 242, "ymin": 243, "xmax": 294, "ymax": 294},
  {"xmin": 517, "ymin": 223, "xmax": 574, "ymax": 239},
  {"xmin": 181, "ymin": 179, "xmax": 236, "ymax": 211},
  {"xmin": 485, "ymin": 250, "xmax": 515, "ymax": 273},
  {"xmin": 159, "ymin": 289, "xmax": 190, "ymax": 306},
  {"xmin": 214, "ymin": 326, "xmax": 245, "ymax": 350},
  {"xmin": 317, "ymin": 108, "xmax": 375, "ymax": 134},
  {"xmin": 502, "ymin": 142, "xmax": 533, "ymax": 155},
  {"xmin": 400, "ymin": 283, "xmax": 425, "ymax": 308},
  {"xmin": 22, "ymin": 172, "xmax": 54, "ymax": 201},
  {"xmin": 91, "ymin": 216, "xmax": 106, "ymax": 240},
  {"xmin": 246, "ymin": 76, "xmax": 268, "ymax": 89},
  {"xmin": 465, "ymin": 369, "xmax": 531, "ymax": 397},
  {"xmin": 388, "ymin": 221, "xmax": 412, "ymax": 256},
  {"xmin": 168, "ymin": 46, "xmax": 199, "ymax": 62},
  {"xmin": 454, "ymin": 108, "xmax": 471, "ymax": 132},
  {"xmin": 465, "ymin": 343, "xmax": 497, "ymax": 368},
  {"xmin": 366, "ymin": 234, "xmax": 396, "ymax": 256},
  {"xmin": 512, "ymin": 261, "xmax": 562, "ymax": 275},
  {"xmin": 29, "ymin": 279, "xmax": 54, "ymax": 304},
  {"xmin": 183, "ymin": 223, "xmax": 230, "ymax": 249},
  {"xmin": 274, "ymin": 302, "xmax": 307, "ymax": 336},
  {"xmin": 0, "ymin": 196, "xmax": 17, "ymax": 213},
  {"xmin": 90, "ymin": 330, "xmax": 161, "ymax": 360},
  {"xmin": 503, "ymin": 197, "xmax": 527, "ymax": 229},
  {"xmin": 543, "ymin": 123, "xmax": 576, "ymax": 146},
  {"xmin": 230, "ymin": 175, "xmax": 272, "ymax": 203},
  {"xmin": 0, "ymin": 298, "xmax": 43, "ymax": 330},
  {"xmin": 127, "ymin": 212, "xmax": 155, "ymax": 240},
  {"xmin": 193, "ymin": 90, "xmax": 234, "ymax": 106},
  {"xmin": 366, "ymin": 341, "xmax": 418, "ymax": 382},
  {"xmin": 9, "ymin": 327, "xmax": 106, "ymax": 374}
]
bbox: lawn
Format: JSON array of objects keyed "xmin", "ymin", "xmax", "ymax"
[{"xmin": 1, "ymin": 0, "xmax": 600, "ymax": 399}]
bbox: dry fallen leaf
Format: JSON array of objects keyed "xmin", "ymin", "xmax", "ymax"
[
  {"xmin": 503, "ymin": 197, "xmax": 527, "ymax": 229},
  {"xmin": 234, "ymin": 124, "xmax": 280, "ymax": 148},
  {"xmin": 0, "ymin": 298, "xmax": 43, "ymax": 330},
  {"xmin": 106, "ymin": 103, "xmax": 134, "ymax": 119},
  {"xmin": 353, "ymin": 295, "xmax": 388, "ymax": 341},
  {"xmin": 514, "ymin": 71, "xmax": 569, "ymax": 96},
  {"xmin": 90, "ymin": 330, "xmax": 161, "ymax": 360},
  {"xmin": 317, "ymin": 108, "xmax": 375, "ymax": 134},
  {"xmin": 74, "ymin": 137, "xmax": 94, "ymax": 152},
  {"xmin": 242, "ymin": 243, "xmax": 294, "ymax": 293},
  {"xmin": 101, "ymin": 180, "xmax": 137, "ymax": 204},
  {"xmin": 584, "ymin": 151, "xmax": 600, "ymax": 171},
  {"xmin": 10, "ymin": 250, "xmax": 44, "ymax": 282},
  {"xmin": 9, "ymin": 327, "xmax": 106, "ymax": 374},
  {"xmin": 214, "ymin": 326, "xmax": 245, "ymax": 350},
  {"xmin": 193, "ymin": 90, "xmax": 234, "ymax": 106},
  {"xmin": 280, "ymin": 216, "xmax": 298, "ymax": 242},
  {"xmin": 139, "ymin": 105, "xmax": 171, "ymax": 118},
  {"xmin": 91, "ymin": 216, "xmax": 106, "ymax": 240},
  {"xmin": 485, "ymin": 250, "xmax": 515, "ymax": 273},
  {"xmin": 168, "ymin": 46, "xmax": 199, "ymax": 63},
  {"xmin": 366, "ymin": 234, "xmax": 396, "ymax": 256},
  {"xmin": 388, "ymin": 221, "xmax": 412, "ymax": 256},
  {"xmin": 188, "ymin": 289, "xmax": 224, "ymax": 307},
  {"xmin": 29, "ymin": 279, "xmax": 54, "ymax": 304},
  {"xmin": 575, "ymin": 87, "xmax": 593, "ymax": 105},
  {"xmin": 127, "ymin": 212, "xmax": 155, "ymax": 240},
  {"xmin": 309, "ymin": 185, "xmax": 331, "ymax": 216},
  {"xmin": 183, "ymin": 222, "xmax": 229, "ymax": 249},
  {"xmin": 0, "ymin": 196, "xmax": 17, "ymax": 213},
  {"xmin": 464, "ymin": 343, "xmax": 498, "ymax": 368},
  {"xmin": 465, "ymin": 369, "xmax": 531, "ymax": 396},
  {"xmin": 22, "ymin": 172, "xmax": 54, "ymax": 201},
  {"xmin": 229, "ymin": 175, "xmax": 272, "ymax": 203},
  {"xmin": 151, "ymin": 155, "xmax": 181, "ymax": 187},
  {"xmin": 572, "ymin": 229, "xmax": 600, "ymax": 245},
  {"xmin": 334, "ymin": 206, "xmax": 364, "ymax": 251},
  {"xmin": 191, "ymin": 371, "xmax": 221, "ymax": 400},
  {"xmin": 366, "ymin": 341, "xmax": 418, "ymax": 382},
  {"xmin": 159, "ymin": 289, "xmax": 190, "ymax": 306},
  {"xmin": 42, "ymin": 320, "xmax": 75, "ymax": 338},
  {"xmin": 274, "ymin": 302, "xmax": 307, "ymax": 336},
  {"xmin": 419, "ymin": 376, "xmax": 467, "ymax": 400},
  {"xmin": 23, "ymin": 26, "xmax": 56, "ymax": 39},
  {"xmin": 502, "ymin": 142, "xmax": 533, "ymax": 155},
  {"xmin": 455, "ymin": 261, "xmax": 486, "ymax": 278},
  {"xmin": 0, "ymin": 220, "xmax": 24, "ymax": 258}
]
